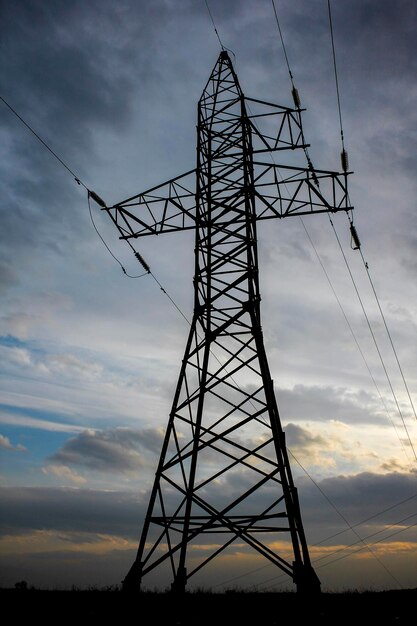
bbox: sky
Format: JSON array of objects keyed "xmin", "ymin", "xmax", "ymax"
[{"xmin": 0, "ymin": 0, "xmax": 416, "ymax": 592}]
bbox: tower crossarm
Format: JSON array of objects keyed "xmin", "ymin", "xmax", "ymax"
[
  {"xmin": 104, "ymin": 168, "xmax": 197, "ymax": 240},
  {"xmin": 253, "ymin": 162, "xmax": 352, "ymax": 219},
  {"xmin": 105, "ymin": 161, "xmax": 351, "ymax": 240}
]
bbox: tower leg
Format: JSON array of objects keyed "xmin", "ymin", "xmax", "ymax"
[
  {"xmin": 170, "ymin": 567, "xmax": 187, "ymax": 594},
  {"xmin": 121, "ymin": 560, "xmax": 142, "ymax": 592},
  {"xmin": 293, "ymin": 561, "xmax": 321, "ymax": 594}
]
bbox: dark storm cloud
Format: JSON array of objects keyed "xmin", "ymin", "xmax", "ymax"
[
  {"xmin": 328, "ymin": 0, "xmax": 417, "ymax": 81},
  {"xmin": 48, "ymin": 426, "xmax": 164, "ymax": 472},
  {"xmin": 2, "ymin": 471, "xmax": 415, "ymax": 545},
  {"xmin": 283, "ymin": 0, "xmax": 417, "ymax": 100},
  {"xmin": 1, "ymin": 0, "xmax": 143, "ymax": 141},
  {"xmin": 0, "ymin": 0, "xmax": 182, "ymax": 272},
  {"xmin": 1, "ymin": 0, "xmax": 134, "ymax": 271},
  {"xmin": 297, "ymin": 470, "xmax": 417, "ymax": 538},
  {"xmin": 317, "ymin": 470, "xmax": 417, "ymax": 515},
  {"xmin": 0, "ymin": 486, "xmax": 144, "ymax": 539},
  {"xmin": 270, "ymin": 0, "xmax": 417, "ymax": 179}
]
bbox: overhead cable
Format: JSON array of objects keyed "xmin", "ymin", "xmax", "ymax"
[
  {"xmin": 213, "ymin": 489, "xmax": 417, "ymax": 589},
  {"xmin": 325, "ymin": 3, "xmax": 416, "ymax": 452},
  {"xmin": 1, "ymin": 93, "xmax": 153, "ymax": 281},
  {"xmin": 359, "ymin": 247, "xmax": 417, "ymax": 424},
  {"xmin": 329, "ymin": 216, "xmax": 417, "ymax": 463},
  {"xmin": 1, "ymin": 94, "xmax": 88, "ymax": 190},
  {"xmin": 327, "ymin": 0, "xmax": 349, "ymax": 172}
]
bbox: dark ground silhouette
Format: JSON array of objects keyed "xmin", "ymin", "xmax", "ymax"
[{"xmin": 1, "ymin": 587, "xmax": 416, "ymax": 625}]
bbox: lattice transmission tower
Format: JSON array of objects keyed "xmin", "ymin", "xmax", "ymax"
[{"xmin": 104, "ymin": 51, "xmax": 352, "ymax": 593}]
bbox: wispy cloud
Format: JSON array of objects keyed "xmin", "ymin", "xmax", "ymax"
[
  {"xmin": 0, "ymin": 434, "xmax": 26, "ymax": 452},
  {"xmin": 0, "ymin": 409, "xmax": 85, "ymax": 433}
]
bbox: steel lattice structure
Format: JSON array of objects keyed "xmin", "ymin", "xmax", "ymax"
[{"xmin": 104, "ymin": 51, "xmax": 352, "ymax": 593}]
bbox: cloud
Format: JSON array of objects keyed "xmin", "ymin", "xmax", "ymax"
[
  {"xmin": 48, "ymin": 426, "xmax": 164, "ymax": 473},
  {"xmin": 1, "ymin": 314, "xmax": 37, "ymax": 340},
  {"xmin": 0, "ymin": 528, "xmax": 136, "ymax": 589},
  {"xmin": 0, "ymin": 339, "xmax": 104, "ymax": 382},
  {"xmin": 0, "ymin": 486, "xmax": 145, "ymax": 539},
  {"xmin": 2, "ymin": 469, "xmax": 415, "ymax": 550},
  {"xmin": 1, "ymin": 468, "xmax": 416, "ymax": 589},
  {"xmin": 42, "ymin": 464, "xmax": 86, "ymax": 485},
  {"xmin": 45, "ymin": 352, "xmax": 104, "ymax": 381},
  {"xmin": 0, "ymin": 345, "xmax": 32, "ymax": 368},
  {"xmin": 0, "ymin": 409, "xmax": 85, "ymax": 434},
  {"xmin": 284, "ymin": 422, "xmax": 339, "ymax": 469},
  {"xmin": 0, "ymin": 434, "xmax": 26, "ymax": 452},
  {"xmin": 277, "ymin": 384, "xmax": 388, "ymax": 425},
  {"xmin": 297, "ymin": 469, "xmax": 417, "ymax": 540},
  {"xmin": 1, "ymin": 0, "xmax": 416, "ymax": 592},
  {"xmin": 0, "ymin": 262, "xmax": 18, "ymax": 294},
  {"xmin": 316, "ymin": 470, "xmax": 417, "ymax": 515},
  {"xmin": 285, "ymin": 422, "xmax": 327, "ymax": 450}
]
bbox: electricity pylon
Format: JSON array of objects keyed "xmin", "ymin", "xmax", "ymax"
[{"xmin": 104, "ymin": 51, "xmax": 352, "ymax": 593}]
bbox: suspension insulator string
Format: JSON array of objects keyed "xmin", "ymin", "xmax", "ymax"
[
  {"xmin": 88, "ymin": 190, "xmax": 107, "ymax": 208},
  {"xmin": 134, "ymin": 251, "xmax": 151, "ymax": 274},
  {"xmin": 340, "ymin": 148, "xmax": 349, "ymax": 173},
  {"xmin": 349, "ymin": 221, "xmax": 361, "ymax": 250},
  {"xmin": 291, "ymin": 86, "xmax": 301, "ymax": 109}
]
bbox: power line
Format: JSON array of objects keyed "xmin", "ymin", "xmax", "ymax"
[
  {"xmin": 359, "ymin": 246, "xmax": 417, "ymax": 424},
  {"xmin": 87, "ymin": 194, "xmax": 148, "ymax": 279},
  {"xmin": 149, "ymin": 271, "xmax": 192, "ymax": 326},
  {"xmin": 287, "ymin": 450, "xmax": 403, "ymax": 589},
  {"xmin": 327, "ymin": 0, "xmax": 345, "ymax": 150},
  {"xmin": 313, "ymin": 511, "xmax": 417, "ymax": 567},
  {"xmin": 326, "ymin": 1, "xmax": 416, "ymax": 452},
  {"xmin": 245, "ymin": 3, "xmax": 414, "ymax": 590},
  {"xmin": 313, "ymin": 491, "xmax": 417, "ymax": 547},
  {"xmin": 212, "ymin": 490, "xmax": 417, "ymax": 589},
  {"xmin": 1, "ymin": 84, "xmax": 249, "ymax": 470},
  {"xmin": 1, "ymin": 92, "xmax": 154, "ymax": 281},
  {"xmin": 270, "ymin": 0, "xmax": 319, "ymax": 179},
  {"xmin": 329, "ymin": 216, "xmax": 417, "ymax": 463},
  {"xmin": 265, "ymin": 1, "xmax": 416, "ymax": 584},
  {"xmin": 0, "ymin": 94, "xmax": 88, "ymax": 190},
  {"xmin": 313, "ymin": 520, "xmax": 416, "ymax": 575},
  {"xmin": 256, "ymin": 520, "xmax": 415, "ymax": 591},
  {"xmin": 248, "ymin": 11, "xmax": 409, "ymax": 586},
  {"xmin": 5, "ymin": 24, "xmax": 413, "ymax": 589},
  {"xmin": 300, "ymin": 219, "xmax": 412, "ymax": 467},
  {"xmin": 271, "ymin": 0, "xmax": 294, "ymax": 85},
  {"xmin": 243, "ymin": 105, "xmax": 373, "ymax": 575},
  {"xmin": 301, "ymin": 217, "xmax": 412, "ymax": 467}
]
